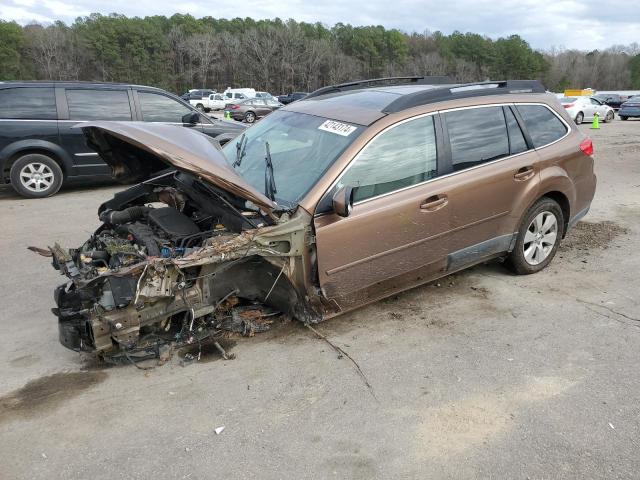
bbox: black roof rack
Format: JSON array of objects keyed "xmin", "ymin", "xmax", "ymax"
[
  {"xmin": 382, "ymin": 80, "xmax": 546, "ymax": 113},
  {"xmin": 305, "ymin": 76, "xmax": 453, "ymax": 99}
]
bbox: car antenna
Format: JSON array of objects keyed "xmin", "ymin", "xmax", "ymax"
[{"xmin": 264, "ymin": 141, "xmax": 277, "ymax": 201}]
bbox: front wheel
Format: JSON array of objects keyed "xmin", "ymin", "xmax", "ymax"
[
  {"xmin": 575, "ymin": 112, "xmax": 584, "ymax": 125},
  {"xmin": 244, "ymin": 111, "xmax": 256, "ymax": 123},
  {"xmin": 10, "ymin": 153, "xmax": 63, "ymax": 198},
  {"xmin": 604, "ymin": 111, "xmax": 614, "ymax": 123},
  {"xmin": 505, "ymin": 197, "xmax": 564, "ymax": 275}
]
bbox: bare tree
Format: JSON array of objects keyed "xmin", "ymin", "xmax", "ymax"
[{"xmin": 185, "ymin": 32, "xmax": 218, "ymax": 88}]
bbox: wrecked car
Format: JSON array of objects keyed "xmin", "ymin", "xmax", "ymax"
[{"xmin": 37, "ymin": 78, "xmax": 596, "ymax": 363}]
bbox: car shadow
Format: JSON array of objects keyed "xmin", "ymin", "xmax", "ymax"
[{"xmin": 0, "ymin": 179, "xmax": 121, "ymax": 201}]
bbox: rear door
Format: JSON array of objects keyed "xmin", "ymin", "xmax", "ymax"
[
  {"xmin": 581, "ymin": 98, "xmax": 596, "ymax": 120},
  {"xmin": 58, "ymin": 86, "xmax": 134, "ymax": 177},
  {"xmin": 437, "ymin": 104, "xmax": 541, "ymax": 271},
  {"xmin": 314, "ymin": 114, "xmax": 450, "ymax": 311},
  {"xmin": 590, "ymin": 98, "xmax": 608, "ymax": 118}
]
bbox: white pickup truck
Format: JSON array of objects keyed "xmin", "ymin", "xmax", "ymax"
[{"xmin": 190, "ymin": 93, "xmax": 226, "ymax": 112}]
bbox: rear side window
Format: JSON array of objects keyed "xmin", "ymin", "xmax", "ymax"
[
  {"xmin": 0, "ymin": 87, "xmax": 56, "ymax": 120},
  {"xmin": 138, "ymin": 92, "xmax": 192, "ymax": 123},
  {"xmin": 504, "ymin": 107, "xmax": 528, "ymax": 155},
  {"xmin": 66, "ymin": 89, "xmax": 132, "ymax": 121},
  {"xmin": 516, "ymin": 105, "xmax": 568, "ymax": 148},
  {"xmin": 444, "ymin": 106, "xmax": 509, "ymax": 171},
  {"xmin": 337, "ymin": 115, "xmax": 438, "ymax": 203}
]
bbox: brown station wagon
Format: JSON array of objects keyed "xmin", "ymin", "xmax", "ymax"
[{"xmin": 39, "ymin": 78, "xmax": 596, "ymax": 363}]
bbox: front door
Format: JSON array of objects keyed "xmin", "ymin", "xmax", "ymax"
[{"xmin": 314, "ymin": 114, "xmax": 450, "ymax": 312}]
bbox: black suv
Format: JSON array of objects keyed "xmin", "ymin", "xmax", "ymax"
[
  {"xmin": 277, "ymin": 92, "xmax": 308, "ymax": 104},
  {"xmin": 180, "ymin": 89, "xmax": 215, "ymax": 101},
  {"xmin": 0, "ymin": 82, "xmax": 245, "ymax": 198}
]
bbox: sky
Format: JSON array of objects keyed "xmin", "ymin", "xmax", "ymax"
[{"xmin": 1, "ymin": 0, "xmax": 639, "ymax": 51}]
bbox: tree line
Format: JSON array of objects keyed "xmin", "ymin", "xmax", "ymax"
[{"xmin": 1, "ymin": 14, "xmax": 639, "ymax": 95}]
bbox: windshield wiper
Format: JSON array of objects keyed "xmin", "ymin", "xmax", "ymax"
[
  {"xmin": 233, "ymin": 133, "xmax": 247, "ymax": 168},
  {"xmin": 264, "ymin": 141, "xmax": 277, "ymax": 202}
]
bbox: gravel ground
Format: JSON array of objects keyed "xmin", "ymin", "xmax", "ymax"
[{"xmin": 0, "ymin": 119, "xmax": 639, "ymax": 479}]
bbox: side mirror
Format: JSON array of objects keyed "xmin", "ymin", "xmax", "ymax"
[
  {"xmin": 182, "ymin": 112, "xmax": 200, "ymax": 125},
  {"xmin": 332, "ymin": 185, "xmax": 354, "ymax": 217}
]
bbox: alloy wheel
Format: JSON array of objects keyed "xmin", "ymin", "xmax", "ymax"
[
  {"xmin": 19, "ymin": 162, "xmax": 55, "ymax": 193},
  {"xmin": 523, "ymin": 211, "xmax": 558, "ymax": 265}
]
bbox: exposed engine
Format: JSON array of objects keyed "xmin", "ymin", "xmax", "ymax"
[{"xmin": 42, "ymin": 174, "xmax": 312, "ymax": 365}]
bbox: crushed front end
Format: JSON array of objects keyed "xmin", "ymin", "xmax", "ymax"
[{"xmin": 42, "ymin": 171, "xmax": 318, "ymax": 364}]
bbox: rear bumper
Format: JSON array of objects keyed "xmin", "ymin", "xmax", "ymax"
[{"xmin": 619, "ymin": 106, "xmax": 640, "ymax": 117}]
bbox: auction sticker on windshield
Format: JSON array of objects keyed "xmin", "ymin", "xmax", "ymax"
[{"xmin": 318, "ymin": 120, "xmax": 357, "ymax": 136}]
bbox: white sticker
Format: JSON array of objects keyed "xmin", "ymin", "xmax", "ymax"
[{"xmin": 318, "ymin": 120, "xmax": 357, "ymax": 136}]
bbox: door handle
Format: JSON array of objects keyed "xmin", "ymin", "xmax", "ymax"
[
  {"xmin": 514, "ymin": 167, "xmax": 534, "ymax": 181},
  {"xmin": 420, "ymin": 195, "xmax": 448, "ymax": 211}
]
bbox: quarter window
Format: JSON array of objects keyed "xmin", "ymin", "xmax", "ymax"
[
  {"xmin": 516, "ymin": 105, "xmax": 568, "ymax": 148},
  {"xmin": 0, "ymin": 87, "xmax": 56, "ymax": 120},
  {"xmin": 444, "ymin": 106, "xmax": 509, "ymax": 171},
  {"xmin": 337, "ymin": 115, "xmax": 438, "ymax": 203},
  {"xmin": 138, "ymin": 92, "xmax": 192, "ymax": 123},
  {"xmin": 66, "ymin": 89, "xmax": 132, "ymax": 120}
]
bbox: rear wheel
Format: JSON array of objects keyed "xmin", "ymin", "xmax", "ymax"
[
  {"xmin": 10, "ymin": 153, "xmax": 63, "ymax": 198},
  {"xmin": 574, "ymin": 112, "xmax": 584, "ymax": 125},
  {"xmin": 620, "ymin": 115, "xmax": 628, "ymax": 121},
  {"xmin": 195, "ymin": 103, "xmax": 205, "ymax": 112},
  {"xmin": 506, "ymin": 197, "xmax": 564, "ymax": 275},
  {"xmin": 244, "ymin": 111, "xmax": 256, "ymax": 123},
  {"xmin": 604, "ymin": 110, "xmax": 614, "ymax": 123}
]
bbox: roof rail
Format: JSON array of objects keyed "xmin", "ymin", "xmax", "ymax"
[
  {"xmin": 306, "ymin": 76, "xmax": 453, "ymax": 99},
  {"xmin": 383, "ymin": 80, "xmax": 546, "ymax": 113}
]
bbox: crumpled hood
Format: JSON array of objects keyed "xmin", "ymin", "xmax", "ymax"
[{"xmin": 80, "ymin": 121, "xmax": 276, "ymax": 211}]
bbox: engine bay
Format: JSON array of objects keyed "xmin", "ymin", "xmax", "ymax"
[{"xmin": 41, "ymin": 171, "xmax": 314, "ymax": 365}]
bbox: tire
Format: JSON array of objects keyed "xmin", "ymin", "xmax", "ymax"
[
  {"xmin": 244, "ymin": 111, "xmax": 256, "ymax": 123},
  {"xmin": 620, "ymin": 116, "xmax": 628, "ymax": 121},
  {"xmin": 604, "ymin": 111, "xmax": 614, "ymax": 123},
  {"xmin": 195, "ymin": 103, "xmax": 205, "ymax": 112},
  {"xmin": 9, "ymin": 153, "xmax": 63, "ymax": 198},
  {"xmin": 574, "ymin": 112, "xmax": 584, "ymax": 125},
  {"xmin": 505, "ymin": 197, "xmax": 564, "ymax": 275}
]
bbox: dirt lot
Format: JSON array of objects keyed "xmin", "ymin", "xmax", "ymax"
[{"xmin": 1, "ymin": 119, "xmax": 639, "ymax": 479}]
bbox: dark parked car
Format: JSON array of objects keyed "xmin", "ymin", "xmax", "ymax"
[
  {"xmin": 277, "ymin": 92, "xmax": 308, "ymax": 104},
  {"xmin": 0, "ymin": 82, "xmax": 246, "ymax": 198},
  {"xmin": 225, "ymin": 98, "xmax": 283, "ymax": 123},
  {"xmin": 180, "ymin": 89, "xmax": 215, "ymax": 101},
  {"xmin": 593, "ymin": 93, "xmax": 625, "ymax": 110},
  {"xmin": 619, "ymin": 95, "xmax": 640, "ymax": 120}
]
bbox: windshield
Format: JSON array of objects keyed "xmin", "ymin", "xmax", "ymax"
[{"xmin": 221, "ymin": 110, "xmax": 364, "ymax": 208}]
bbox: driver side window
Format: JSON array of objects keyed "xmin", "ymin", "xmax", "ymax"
[{"xmin": 337, "ymin": 115, "xmax": 438, "ymax": 203}]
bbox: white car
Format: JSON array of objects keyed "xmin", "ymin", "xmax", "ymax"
[
  {"xmin": 560, "ymin": 96, "xmax": 615, "ymax": 124},
  {"xmin": 190, "ymin": 93, "xmax": 226, "ymax": 112}
]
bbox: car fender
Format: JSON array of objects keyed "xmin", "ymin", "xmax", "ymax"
[
  {"xmin": 0, "ymin": 139, "xmax": 74, "ymax": 176},
  {"xmin": 538, "ymin": 165, "xmax": 576, "ymax": 227}
]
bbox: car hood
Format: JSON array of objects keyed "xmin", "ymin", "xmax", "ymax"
[{"xmin": 80, "ymin": 121, "xmax": 276, "ymax": 211}]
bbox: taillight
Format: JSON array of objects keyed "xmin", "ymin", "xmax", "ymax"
[
  {"xmin": 231, "ymin": 105, "xmax": 240, "ymax": 110},
  {"xmin": 580, "ymin": 138, "xmax": 593, "ymax": 156},
  {"xmin": 563, "ymin": 104, "xmax": 574, "ymax": 109}
]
